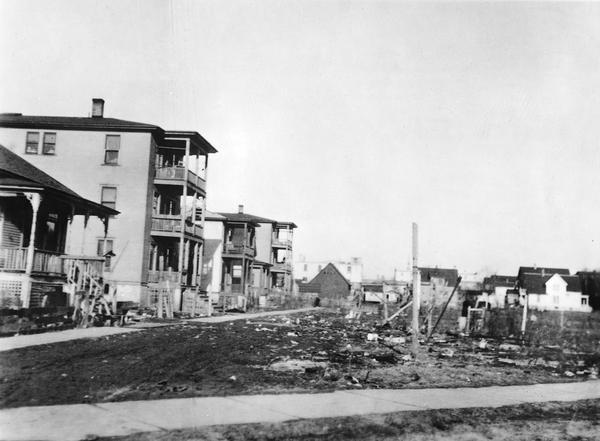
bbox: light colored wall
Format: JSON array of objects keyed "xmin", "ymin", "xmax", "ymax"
[
  {"xmin": 255, "ymin": 222, "xmax": 273, "ymax": 263},
  {"xmin": 295, "ymin": 259, "xmax": 363, "ymax": 284},
  {"xmin": 527, "ymin": 275, "xmax": 590, "ymax": 312},
  {"xmin": 202, "ymin": 220, "xmax": 224, "ymax": 294},
  {"xmin": 0, "ymin": 127, "xmax": 154, "ymax": 302}
]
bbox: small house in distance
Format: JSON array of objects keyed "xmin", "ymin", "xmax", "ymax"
[
  {"xmin": 517, "ymin": 266, "xmax": 591, "ymax": 312},
  {"xmin": 419, "ymin": 267, "xmax": 460, "ymax": 308},
  {"xmin": 298, "ymin": 262, "xmax": 351, "ymax": 306}
]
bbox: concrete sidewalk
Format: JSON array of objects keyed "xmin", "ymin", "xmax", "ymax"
[
  {"xmin": 1, "ymin": 380, "xmax": 599, "ymax": 441},
  {"xmin": 0, "ymin": 308, "xmax": 319, "ymax": 352}
]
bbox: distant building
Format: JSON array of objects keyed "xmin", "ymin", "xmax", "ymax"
[
  {"xmin": 481, "ymin": 275, "xmax": 517, "ymax": 308},
  {"xmin": 419, "ymin": 267, "xmax": 460, "ymax": 308},
  {"xmin": 517, "ymin": 266, "xmax": 591, "ymax": 312},
  {"xmin": 202, "ymin": 205, "xmax": 296, "ymax": 305},
  {"xmin": 298, "ymin": 262, "xmax": 351, "ymax": 302},
  {"xmin": 0, "ymin": 100, "xmax": 217, "ymax": 307},
  {"xmin": 577, "ymin": 271, "xmax": 600, "ymax": 310},
  {"xmin": 295, "ymin": 257, "xmax": 362, "ymax": 288}
]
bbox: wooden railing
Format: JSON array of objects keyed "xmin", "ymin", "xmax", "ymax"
[
  {"xmin": 271, "ymin": 237, "xmax": 292, "ymax": 248},
  {"xmin": 272, "ymin": 262, "xmax": 292, "ymax": 272},
  {"xmin": 224, "ymin": 243, "xmax": 256, "ymax": 256},
  {"xmin": 148, "ymin": 270, "xmax": 181, "ymax": 284},
  {"xmin": 152, "ymin": 214, "xmax": 202, "ymax": 238},
  {"xmin": 33, "ymin": 250, "xmax": 63, "ymax": 273},
  {"xmin": 0, "ymin": 247, "xmax": 27, "ymax": 271},
  {"xmin": 62, "ymin": 255, "xmax": 105, "ymax": 279},
  {"xmin": 0, "ymin": 247, "xmax": 88, "ymax": 274},
  {"xmin": 154, "ymin": 166, "xmax": 206, "ymax": 192}
]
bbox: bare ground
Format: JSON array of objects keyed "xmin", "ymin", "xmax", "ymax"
[{"xmin": 1, "ymin": 309, "xmax": 598, "ymax": 409}]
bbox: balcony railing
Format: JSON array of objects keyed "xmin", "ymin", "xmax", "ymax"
[
  {"xmin": 223, "ymin": 243, "xmax": 256, "ymax": 257},
  {"xmin": 0, "ymin": 247, "xmax": 103, "ymax": 276},
  {"xmin": 272, "ymin": 262, "xmax": 292, "ymax": 273},
  {"xmin": 148, "ymin": 270, "xmax": 181, "ymax": 284},
  {"xmin": 154, "ymin": 166, "xmax": 206, "ymax": 192},
  {"xmin": 272, "ymin": 237, "xmax": 292, "ymax": 248},
  {"xmin": 151, "ymin": 214, "xmax": 203, "ymax": 238}
]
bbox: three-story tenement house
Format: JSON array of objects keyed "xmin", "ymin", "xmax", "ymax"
[
  {"xmin": 254, "ymin": 219, "xmax": 297, "ymax": 294},
  {"xmin": 0, "ymin": 99, "xmax": 217, "ymax": 306},
  {"xmin": 202, "ymin": 205, "xmax": 297, "ymax": 305}
]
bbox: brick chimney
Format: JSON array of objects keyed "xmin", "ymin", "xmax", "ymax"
[
  {"xmin": 92, "ymin": 98, "xmax": 105, "ymax": 118},
  {"xmin": 238, "ymin": 204, "xmax": 244, "ymax": 214}
]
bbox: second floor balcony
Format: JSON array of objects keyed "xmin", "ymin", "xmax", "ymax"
[
  {"xmin": 154, "ymin": 166, "xmax": 206, "ymax": 194},
  {"xmin": 223, "ymin": 242, "xmax": 256, "ymax": 258},
  {"xmin": 272, "ymin": 237, "xmax": 292, "ymax": 248},
  {"xmin": 151, "ymin": 214, "xmax": 203, "ymax": 238},
  {"xmin": 271, "ymin": 262, "xmax": 292, "ymax": 273}
]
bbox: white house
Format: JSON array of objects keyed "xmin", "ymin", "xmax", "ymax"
[{"xmin": 520, "ymin": 271, "xmax": 591, "ymax": 312}]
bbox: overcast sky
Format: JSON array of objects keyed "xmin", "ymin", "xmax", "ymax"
[{"xmin": 2, "ymin": 1, "xmax": 599, "ymax": 277}]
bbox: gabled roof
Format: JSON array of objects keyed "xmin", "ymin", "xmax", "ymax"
[
  {"xmin": 483, "ymin": 275, "xmax": 517, "ymax": 290},
  {"xmin": 308, "ymin": 262, "xmax": 351, "ymax": 287},
  {"xmin": 518, "ymin": 266, "xmax": 570, "ymax": 278},
  {"xmin": 0, "ymin": 113, "xmax": 162, "ymax": 134},
  {"xmin": 0, "ymin": 144, "xmax": 118, "ymax": 217},
  {"xmin": 419, "ymin": 267, "xmax": 459, "ymax": 286},
  {"xmin": 520, "ymin": 273, "xmax": 581, "ymax": 294}
]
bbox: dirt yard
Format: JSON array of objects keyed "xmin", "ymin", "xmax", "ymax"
[
  {"xmin": 96, "ymin": 399, "xmax": 600, "ymax": 441},
  {"xmin": 1, "ymin": 309, "xmax": 599, "ymax": 409}
]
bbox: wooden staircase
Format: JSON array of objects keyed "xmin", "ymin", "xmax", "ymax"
[{"xmin": 64, "ymin": 259, "xmax": 114, "ymax": 327}]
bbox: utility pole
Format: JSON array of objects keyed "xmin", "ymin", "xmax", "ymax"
[{"xmin": 411, "ymin": 222, "xmax": 420, "ymax": 357}]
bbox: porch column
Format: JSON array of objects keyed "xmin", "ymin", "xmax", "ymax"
[
  {"xmin": 81, "ymin": 213, "xmax": 90, "ymax": 255},
  {"xmin": 192, "ymin": 242, "xmax": 198, "ymax": 286},
  {"xmin": 22, "ymin": 193, "xmax": 42, "ymax": 308},
  {"xmin": 178, "ymin": 138, "xmax": 190, "ymax": 285}
]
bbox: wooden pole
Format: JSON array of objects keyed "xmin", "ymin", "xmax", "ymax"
[{"xmin": 411, "ymin": 222, "xmax": 420, "ymax": 357}]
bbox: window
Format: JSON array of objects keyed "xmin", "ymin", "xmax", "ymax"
[
  {"xmin": 97, "ymin": 239, "xmax": 114, "ymax": 271},
  {"xmin": 101, "ymin": 186, "xmax": 117, "ymax": 210},
  {"xmin": 303, "ymin": 264, "xmax": 307, "ymax": 271},
  {"xmin": 552, "ymin": 295, "xmax": 559, "ymax": 304},
  {"xmin": 42, "ymin": 133, "xmax": 56, "ymax": 155},
  {"xmin": 104, "ymin": 135, "xmax": 120, "ymax": 164},
  {"xmin": 347, "ymin": 265, "xmax": 352, "ymax": 273},
  {"xmin": 582, "ymin": 298, "xmax": 588, "ymax": 306},
  {"xmin": 25, "ymin": 132, "xmax": 39, "ymax": 154}
]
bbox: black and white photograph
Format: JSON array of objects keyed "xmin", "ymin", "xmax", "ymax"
[{"xmin": 0, "ymin": 1, "xmax": 599, "ymax": 440}]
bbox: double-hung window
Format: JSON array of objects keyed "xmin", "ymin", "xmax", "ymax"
[
  {"xmin": 104, "ymin": 135, "xmax": 120, "ymax": 164},
  {"xmin": 101, "ymin": 186, "xmax": 117, "ymax": 210},
  {"xmin": 25, "ymin": 132, "xmax": 39, "ymax": 154},
  {"xmin": 42, "ymin": 133, "xmax": 56, "ymax": 155}
]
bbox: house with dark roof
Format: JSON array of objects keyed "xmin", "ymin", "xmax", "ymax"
[
  {"xmin": 201, "ymin": 205, "xmax": 297, "ymax": 307},
  {"xmin": 577, "ymin": 271, "xmax": 600, "ymax": 310},
  {"xmin": 517, "ymin": 267, "xmax": 591, "ymax": 312},
  {"xmin": 0, "ymin": 144, "xmax": 117, "ymax": 307},
  {"xmin": 298, "ymin": 263, "xmax": 351, "ymax": 303},
  {"xmin": 481, "ymin": 275, "xmax": 517, "ymax": 308},
  {"xmin": 419, "ymin": 267, "xmax": 461, "ymax": 308},
  {"xmin": 0, "ymin": 99, "xmax": 217, "ymax": 308}
]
